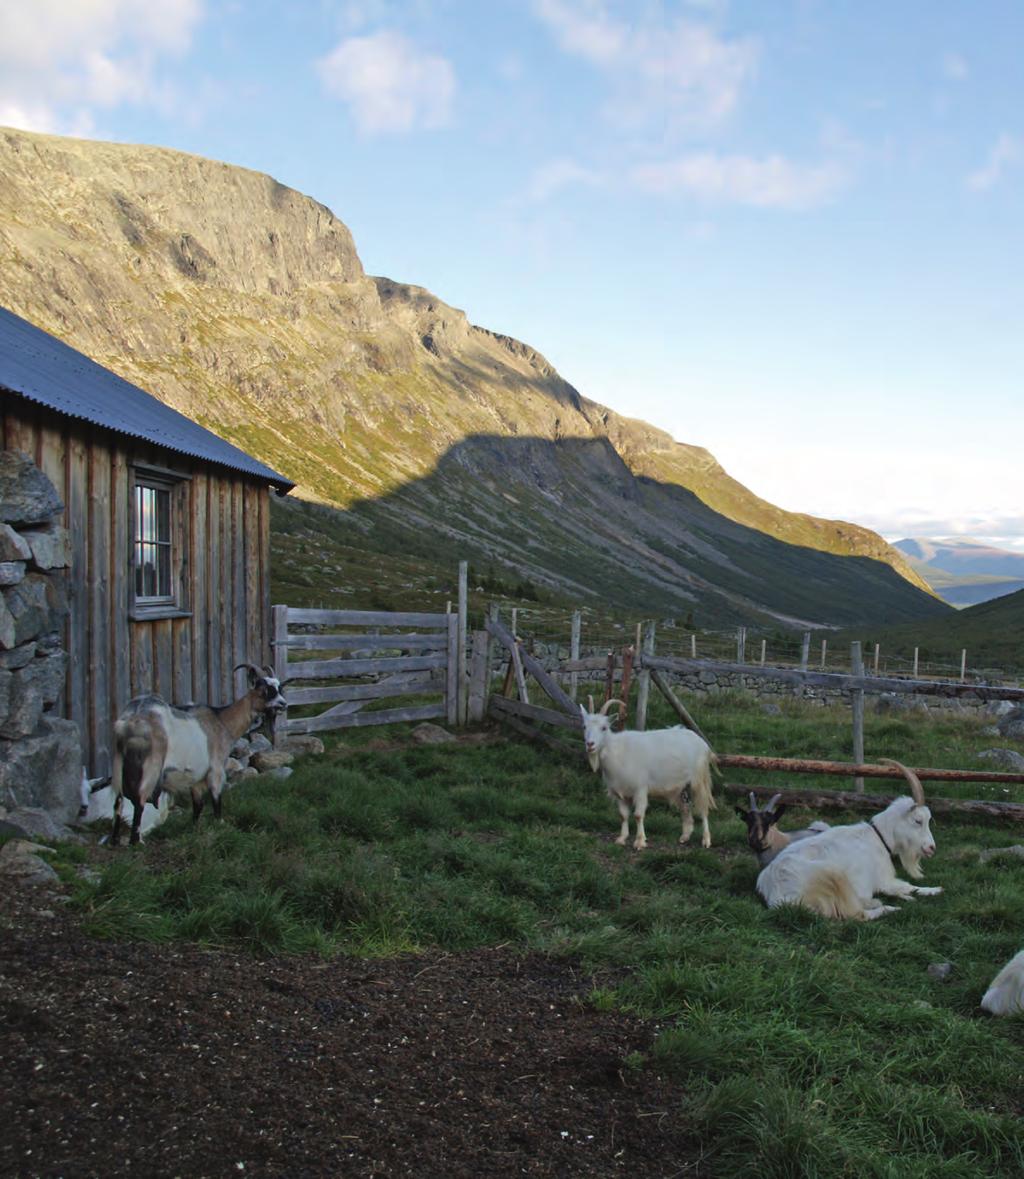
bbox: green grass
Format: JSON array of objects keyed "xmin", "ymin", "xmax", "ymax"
[{"xmin": 58, "ymin": 695, "xmax": 1024, "ymax": 1178}]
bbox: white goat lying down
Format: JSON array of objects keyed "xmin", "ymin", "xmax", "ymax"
[
  {"xmin": 981, "ymin": 951, "xmax": 1024, "ymax": 1016},
  {"xmin": 579, "ymin": 697, "xmax": 717, "ymax": 850},
  {"xmin": 756, "ymin": 761, "xmax": 941, "ymax": 920}
]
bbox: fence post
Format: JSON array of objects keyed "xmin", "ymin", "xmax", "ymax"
[
  {"xmin": 873, "ymin": 643, "xmax": 880, "ymax": 675},
  {"xmin": 961, "ymin": 649, "xmax": 967, "ymax": 682},
  {"xmin": 511, "ymin": 607, "xmax": 518, "ymax": 638},
  {"xmin": 737, "ymin": 626, "xmax": 747, "ymax": 664},
  {"xmin": 820, "ymin": 639, "xmax": 827, "ymax": 669},
  {"xmin": 636, "ymin": 620, "xmax": 655, "ymax": 731},
  {"xmin": 271, "ymin": 604, "xmax": 289, "ymax": 748},
  {"xmin": 800, "ymin": 632, "xmax": 811, "ymax": 671},
  {"xmin": 468, "ymin": 630, "xmax": 490, "ymax": 723},
  {"xmin": 457, "ymin": 560, "xmax": 468, "ymax": 726},
  {"xmin": 851, "ymin": 641, "xmax": 865, "ymax": 792},
  {"xmin": 446, "ymin": 613, "xmax": 459, "ymax": 726},
  {"xmin": 570, "ymin": 609, "xmax": 581, "ymax": 702},
  {"xmin": 760, "ymin": 638, "xmax": 766, "ymax": 666},
  {"xmin": 691, "ymin": 633, "xmax": 697, "ymax": 659},
  {"xmin": 913, "ymin": 647, "xmax": 919, "ymax": 678}
]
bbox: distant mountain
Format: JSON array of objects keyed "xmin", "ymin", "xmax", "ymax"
[
  {"xmin": 894, "ymin": 538, "xmax": 1024, "ymax": 607},
  {"xmin": 0, "ymin": 125, "xmax": 947, "ymax": 630}
]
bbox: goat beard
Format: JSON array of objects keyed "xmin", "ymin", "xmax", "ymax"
[
  {"xmin": 586, "ymin": 750, "xmax": 601, "ymax": 773},
  {"xmin": 898, "ymin": 847, "xmax": 925, "ymax": 880}
]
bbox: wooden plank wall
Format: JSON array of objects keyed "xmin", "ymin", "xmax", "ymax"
[{"xmin": 1, "ymin": 401, "xmax": 274, "ymax": 777}]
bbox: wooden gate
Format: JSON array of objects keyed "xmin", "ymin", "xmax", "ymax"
[{"xmin": 271, "ymin": 606, "xmax": 458, "ymax": 737}]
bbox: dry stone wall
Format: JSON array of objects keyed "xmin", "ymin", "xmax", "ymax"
[{"xmin": 0, "ymin": 450, "xmax": 80, "ymax": 820}]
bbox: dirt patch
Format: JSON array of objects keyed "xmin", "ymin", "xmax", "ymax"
[{"xmin": 1, "ymin": 883, "xmax": 710, "ymax": 1178}]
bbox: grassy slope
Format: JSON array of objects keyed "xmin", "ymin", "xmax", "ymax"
[
  {"xmin": 829, "ymin": 589, "xmax": 1024, "ymax": 673},
  {"xmin": 51, "ymin": 692, "xmax": 1024, "ymax": 1178}
]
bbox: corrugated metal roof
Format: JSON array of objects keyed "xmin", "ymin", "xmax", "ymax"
[{"xmin": 0, "ymin": 305, "xmax": 294, "ymax": 492}]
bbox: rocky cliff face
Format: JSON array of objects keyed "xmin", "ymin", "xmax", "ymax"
[{"xmin": 0, "ymin": 126, "xmax": 942, "ymax": 627}]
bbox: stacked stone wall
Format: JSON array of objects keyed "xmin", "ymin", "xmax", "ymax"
[{"xmin": 0, "ymin": 450, "xmax": 80, "ymax": 820}]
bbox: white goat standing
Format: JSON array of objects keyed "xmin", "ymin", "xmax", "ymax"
[
  {"xmin": 109, "ymin": 663, "xmax": 286, "ymax": 846},
  {"xmin": 579, "ymin": 697, "xmax": 717, "ymax": 851},
  {"xmin": 756, "ymin": 761, "xmax": 941, "ymax": 920},
  {"xmin": 981, "ymin": 951, "xmax": 1024, "ymax": 1016}
]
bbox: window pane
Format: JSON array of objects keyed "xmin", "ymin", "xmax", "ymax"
[
  {"xmin": 157, "ymin": 490, "xmax": 170, "ymax": 542},
  {"xmin": 157, "ymin": 542, "xmax": 171, "ymax": 597},
  {"xmin": 133, "ymin": 480, "xmax": 174, "ymax": 601}
]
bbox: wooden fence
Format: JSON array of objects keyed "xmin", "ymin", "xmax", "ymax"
[{"xmin": 271, "ymin": 606, "xmax": 458, "ymax": 736}]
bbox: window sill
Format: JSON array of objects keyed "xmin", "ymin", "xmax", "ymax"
[{"xmin": 130, "ymin": 607, "xmax": 194, "ymax": 622}]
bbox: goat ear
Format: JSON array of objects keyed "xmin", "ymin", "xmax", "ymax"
[{"xmin": 771, "ymin": 803, "xmax": 787, "ymax": 822}]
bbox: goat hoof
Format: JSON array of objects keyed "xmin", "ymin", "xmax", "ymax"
[
  {"xmin": 632, "ymin": 841, "xmax": 647, "ymax": 852},
  {"xmin": 615, "ymin": 836, "xmax": 628, "ymax": 846}
]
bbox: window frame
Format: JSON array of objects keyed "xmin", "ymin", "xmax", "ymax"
[{"xmin": 130, "ymin": 465, "xmax": 192, "ymax": 621}]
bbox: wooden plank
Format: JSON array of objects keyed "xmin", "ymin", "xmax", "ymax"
[
  {"xmin": 206, "ymin": 473, "xmax": 221, "ymax": 703},
  {"xmin": 67, "ymin": 430, "xmax": 89, "ymax": 748},
  {"xmin": 219, "ymin": 474, "xmax": 233, "ymax": 705},
  {"xmin": 446, "ymin": 613, "xmax": 458, "ymax": 726},
  {"xmin": 243, "ymin": 482, "xmax": 260, "ymax": 666},
  {"xmin": 232, "ymin": 478, "xmax": 246, "ymax": 675},
  {"xmin": 486, "ymin": 697, "xmax": 578, "ymax": 757},
  {"xmin": 131, "ymin": 617, "xmax": 154, "ymax": 697},
  {"xmin": 511, "ymin": 641, "xmax": 530, "ymax": 704},
  {"xmin": 717, "ymin": 754, "xmax": 1024, "ymax": 785},
  {"xmin": 723, "ymin": 782, "xmax": 1024, "ymax": 824},
  {"xmin": 851, "ymin": 641, "xmax": 865, "ymax": 792},
  {"xmin": 191, "ymin": 471, "xmax": 208, "ymax": 702},
  {"xmin": 457, "ymin": 560, "xmax": 468, "ymax": 726},
  {"xmin": 485, "ymin": 616, "xmax": 579, "ymax": 717},
  {"xmin": 87, "ymin": 439, "xmax": 111, "ymax": 775},
  {"xmin": 109, "ymin": 443, "xmax": 130, "ymax": 724},
  {"xmin": 467, "ymin": 630, "xmax": 489, "ymax": 723},
  {"xmin": 282, "ymin": 632, "xmax": 449, "ymax": 652},
  {"xmin": 270, "ymin": 602, "xmax": 289, "ymax": 749},
  {"xmin": 636, "ymin": 621, "xmax": 655, "ymax": 732},
  {"xmin": 643, "ymin": 654, "xmax": 1024, "ymax": 703},
  {"xmin": 569, "ymin": 609, "xmax": 581, "ymax": 702},
  {"xmin": 285, "ymin": 701, "xmax": 446, "ymax": 734},
  {"xmin": 489, "ymin": 694, "xmax": 583, "ymax": 731},
  {"xmin": 258, "ymin": 485, "xmax": 271, "ymax": 666},
  {"xmin": 285, "ymin": 653, "xmax": 448, "ymax": 680},
  {"xmin": 649, "ymin": 669, "xmax": 713, "ymax": 749},
  {"xmin": 153, "ymin": 618, "xmax": 173, "ymax": 701},
  {"xmin": 286, "ymin": 677, "xmax": 438, "ymax": 706},
  {"xmin": 173, "ymin": 618, "xmax": 192, "ymax": 704},
  {"xmin": 285, "ymin": 607, "xmax": 448, "ymax": 628}
]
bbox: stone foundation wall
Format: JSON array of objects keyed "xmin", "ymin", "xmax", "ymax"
[{"xmin": 0, "ymin": 450, "xmax": 80, "ymax": 820}]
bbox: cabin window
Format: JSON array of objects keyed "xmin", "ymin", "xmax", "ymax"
[{"xmin": 131, "ymin": 469, "xmax": 190, "ymax": 617}]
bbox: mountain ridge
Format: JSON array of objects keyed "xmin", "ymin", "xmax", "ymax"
[{"xmin": 0, "ymin": 125, "xmax": 945, "ymax": 628}]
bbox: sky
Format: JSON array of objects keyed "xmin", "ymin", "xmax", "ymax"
[{"xmin": 1, "ymin": 0, "xmax": 1021, "ymax": 551}]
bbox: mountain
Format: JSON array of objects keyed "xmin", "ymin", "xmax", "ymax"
[
  {"xmin": 894, "ymin": 538, "xmax": 1024, "ymax": 607},
  {"xmin": 0, "ymin": 125, "xmax": 947, "ymax": 630}
]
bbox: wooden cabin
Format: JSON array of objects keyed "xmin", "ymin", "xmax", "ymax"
[{"xmin": 0, "ymin": 305, "xmax": 294, "ymax": 776}]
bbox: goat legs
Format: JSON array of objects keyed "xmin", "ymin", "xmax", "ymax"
[
  {"xmin": 678, "ymin": 796, "xmax": 694, "ymax": 845},
  {"xmin": 614, "ymin": 797, "xmax": 631, "ymax": 845},
  {"xmin": 877, "ymin": 879, "xmax": 943, "ymax": 901},
  {"xmin": 632, "ymin": 795, "xmax": 649, "ymax": 851}
]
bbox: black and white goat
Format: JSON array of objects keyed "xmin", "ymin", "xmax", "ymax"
[
  {"xmin": 735, "ymin": 792, "xmax": 830, "ymax": 867},
  {"xmin": 579, "ymin": 697, "xmax": 717, "ymax": 851},
  {"xmin": 109, "ymin": 664, "xmax": 287, "ymax": 846},
  {"xmin": 755, "ymin": 761, "xmax": 941, "ymax": 920}
]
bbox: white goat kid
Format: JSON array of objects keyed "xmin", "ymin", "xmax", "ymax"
[
  {"xmin": 981, "ymin": 951, "xmax": 1024, "ymax": 1016},
  {"xmin": 110, "ymin": 663, "xmax": 286, "ymax": 846},
  {"xmin": 579, "ymin": 697, "xmax": 717, "ymax": 851},
  {"xmin": 756, "ymin": 761, "xmax": 940, "ymax": 920}
]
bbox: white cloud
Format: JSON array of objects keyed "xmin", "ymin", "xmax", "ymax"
[
  {"xmin": 0, "ymin": 0, "xmax": 201, "ymax": 134},
  {"xmin": 630, "ymin": 151, "xmax": 848, "ymax": 209},
  {"xmin": 525, "ymin": 158, "xmax": 604, "ymax": 202},
  {"xmin": 533, "ymin": 0, "xmax": 757, "ymax": 128},
  {"xmin": 941, "ymin": 52, "xmax": 969, "ymax": 82},
  {"xmin": 967, "ymin": 133, "xmax": 1022, "ymax": 192},
  {"xmin": 317, "ymin": 30, "xmax": 455, "ymax": 134}
]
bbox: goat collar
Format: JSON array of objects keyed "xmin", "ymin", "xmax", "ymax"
[{"xmin": 869, "ymin": 820, "xmax": 893, "ymax": 856}]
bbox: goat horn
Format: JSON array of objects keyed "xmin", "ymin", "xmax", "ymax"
[
  {"xmin": 233, "ymin": 662, "xmax": 263, "ymax": 680},
  {"xmin": 599, "ymin": 698, "xmax": 626, "ymax": 716},
  {"xmin": 767, "ymin": 793, "xmax": 783, "ymax": 811},
  {"xmin": 748, "ymin": 791, "xmax": 759, "ymax": 812},
  {"xmin": 879, "ymin": 758, "xmax": 926, "ymax": 806},
  {"xmin": 587, "ymin": 694, "xmax": 595, "ymax": 714}
]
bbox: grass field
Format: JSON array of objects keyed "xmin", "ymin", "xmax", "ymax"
[{"xmin": 50, "ymin": 692, "xmax": 1024, "ymax": 1178}]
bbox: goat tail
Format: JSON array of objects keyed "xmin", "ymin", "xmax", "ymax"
[
  {"xmin": 692, "ymin": 751, "xmax": 718, "ymax": 817},
  {"xmin": 801, "ymin": 867, "xmax": 865, "ymax": 920}
]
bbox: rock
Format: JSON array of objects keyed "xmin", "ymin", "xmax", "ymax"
[
  {"xmin": 1000, "ymin": 720, "xmax": 1024, "ymax": 742},
  {"xmin": 20, "ymin": 522, "xmax": 71, "ymax": 570},
  {"xmin": 0, "ymin": 561, "xmax": 25, "ymax": 586},
  {"xmin": 0, "ymin": 839, "xmax": 60, "ymax": 886},
  {"xmin": 0, "ymin": 523, "xmax": 32, "ymax": 562},
  {"xmin": 977, "ymin": 749, "xmax": 1024, "ymax": 773},
  {"xmin": 225, "ymin": 757, "xmax": 244, "ymax": 777},
  {"xmin": 75, "ymin": 865, "xmax": 102, "ymax": 884},
  {"xmin": 0, "ymin": 806, "xmax": 81, "ymax": 843},
  {"xmin": 997, "ymin": 708, "xmax": 1024, "ymax": 738},
  {"xmin": 238, "ymin": 766, "xmax": 259, "ymax": 779},
  {"xmin": 761, "ymin": 703, "xmax": 782, "ymax": 716},
  {"xmin": 264, "ymin": 766, "xmax": 294, "ymax": 781},
  {"xmin": 984, "ymin": 701, "xmax": 1016, "ymax": 719},
  {"xmin": 231, "ymin": 737, "xmax": 252, "ymax": 759},
  {"xmin": 250, "ymin": 749, "xmax": 295, "ymax": 772},
  {"xmin": 0, "ymin": 641, "xmax": 35, "ymax": 670},
  {"xmin": 411, "ymin": 723, "xmax": 456, "ymax": 745},
  {"xmin": 1, "ymin": 572, "xmax": 68, "ymax": 648},
  {"xmin": 927, "ymin": 962, "xmax": 953, "ymax": 981},
  {"xmin": 978, "ymin": 845, "xmax": 1024, "ymax": 863},
  {"xmin": 0, "ymin": 716, "xmax": 82, "ymax": 819},
  {"xmin": 277, "ymin": 734, "xmax": 325, "ymax": 756},
  {"xmin": 0, "ymin": 451, "xmax": 64, "ymax": 527},
  {"xmin": 247, "ymin": 732, "xmax": 273, "ymax": 754}
]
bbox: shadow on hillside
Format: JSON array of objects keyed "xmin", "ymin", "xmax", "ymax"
[{"xmin": 275, "ymin": 431, "xmax": 951, "ymax": 631}]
